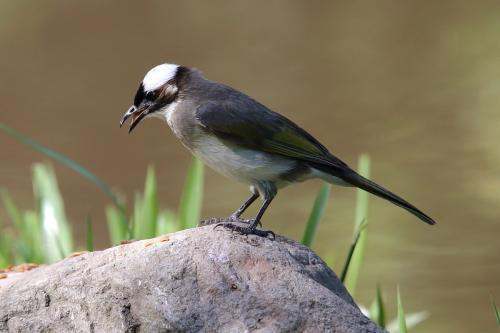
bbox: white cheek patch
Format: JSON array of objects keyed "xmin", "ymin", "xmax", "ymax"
[
  {"xmin": 149, "ymin": 100, "xmax": 179, "ymax": 128},
  {"xmin": 142, "ymin": 63, "xmax": 179, "ymax": 92}
]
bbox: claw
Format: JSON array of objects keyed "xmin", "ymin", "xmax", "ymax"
[{"xmin": 213, "ymin": 223, "xmax": 225, "ymax": 230}]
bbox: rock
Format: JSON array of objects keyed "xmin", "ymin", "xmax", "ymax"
[{"xmin": 0, "ymin": 221, "xmax": 384, "ymax": 333}]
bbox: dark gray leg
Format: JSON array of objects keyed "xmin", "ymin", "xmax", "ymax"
[
  {"xmin": 248, "ymin": 197, "xmax": 273, "ymax": 229},
  {"xmin": 216, "ymin": 182, "xmax": 276, "ymax": 239},
  {"xmin": 229, "ymin": 192, "xmax": 259, "ymax": 219}
]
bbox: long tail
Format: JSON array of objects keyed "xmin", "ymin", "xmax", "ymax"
[{"xmin": 338, "ymin": 169, "xmax": 436, "ymax": 225}]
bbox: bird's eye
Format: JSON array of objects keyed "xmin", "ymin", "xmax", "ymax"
[{"xmin": 146, "ymin": 90, "xmax": 159, "ymax": 101}]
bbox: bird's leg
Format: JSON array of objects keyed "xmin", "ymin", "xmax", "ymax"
[
  {"xmin": 216, "ymin": 193, "xmax": 275, "ymax": 239},
  {"xmin": 228, "ymin": 192, "xmax": 259, "ymax": 221},
  {"xmin": 248, "ymin": 197, "xmax": 272, "ymax": 230},
  {"xmin": 201, "ymin": 192, "xmax": 260, "ymax": 227}
]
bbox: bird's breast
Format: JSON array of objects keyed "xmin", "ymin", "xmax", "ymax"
[
  {"xmin": 191, "ymin": 135, "xmax": 299, "ymax": 184},
  {"xmin": 158, "ymin": 101, "xmax": 199, "ymax": 150}
]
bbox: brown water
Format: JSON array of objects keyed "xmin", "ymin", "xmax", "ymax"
[{"xmin": 1, "ymin": 1, "xmax": 500, "ymax": 331}]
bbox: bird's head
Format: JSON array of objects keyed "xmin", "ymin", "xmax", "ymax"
[{"xmin": 120, "ymin": 63, "xmax": 183, "ymax": 133}]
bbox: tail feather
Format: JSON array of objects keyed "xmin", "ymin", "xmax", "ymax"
[{"xmin": 339, "ymin": 170, "xmax": 436, "ymax": 225}]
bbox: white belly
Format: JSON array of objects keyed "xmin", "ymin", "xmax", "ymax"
[{"xmin": 192, "ymin": 136, "xmax": 297, "ymax": 184}]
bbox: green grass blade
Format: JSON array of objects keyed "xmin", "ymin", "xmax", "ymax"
[
  {"xmin": 343, "ymin": 154, "xmax": 370, "ymax": 296},
  {"xmin": 301, "ymin": 183, "xmax": 331, "ymax": 247},
  {"xmin": 0, "ymin": 217, "xmax": 11, "ymax": 268},
  {"xmin": 0, "ymin": 189, "xmax": 43, "ymax": 262},
  {"xmin": 0, "ymin": 123, "xmax": 120, "ymax": 207},
  {"xmin": 397, "ymin": 286, "xmax": 408, "ymax": 333},
  {"xmin": 106, "ymin": 205, "xmax": 128, "ymax": 245},
  {"xmin": 132, "ymin": 192, "xmax": 143, "ymax": 238},
  {"xmin": 340, "ymin": 219, "xmax": 366, "ymax": 283},
  {"xmin": 343, "ymin": 214, "xmax": 368, "ymax": 294},
  {"xmin": 491, "ymin": 296, "xmax": 500, "ymax": 326},
  {"xmin": 0, "ymin": 245, "xmax": 11, "ymax": 268},
  {"xmin": 33, "ymin": 163, "xmax": 73, "ymax": 262},
  {"xmin": 0, "ymin": 189, "xmax": 28, "ymax": 261},
  {"xmin": 178, "ymin": 158, "xmax": 204, "ymax": 229},
  {"xmin": 23, "ymin": 210, "xmax": 43, "ymax": 263},
  {"xmin": 139, "ymin": 166, "xmax": 158, "ymax": 239},
  {"xmin": 1, "ymin": 228, "xmax": 25, "ymax": 265},
  {"xmin": 0, "ymin": 249, "xmax": 8, "ymax": 268},
  {"xmin": 369, "ymin": 284, "xmax": 386, "ymax": 328},
  {"xmin": 0, "ymin": 188, "xmax": 24, "ymax": 230},
  {"xmin": 353, "ymin": 154, "xmax": 371, "ymax": 234},
  {"xmin": 86, "ymin": 215, "xmax": 94, "ymax": 252},
  {"xmin": 157, "ymin": 209, "xmax": 178, "ymax": 235}
]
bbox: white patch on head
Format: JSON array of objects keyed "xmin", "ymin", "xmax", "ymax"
[{"xmin": 142, "ymin": 63, "xmax": 179, "ymax": 92}]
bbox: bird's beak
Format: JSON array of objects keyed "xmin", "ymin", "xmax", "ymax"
[{"xmin": 120, "ymin": 105, "xmax": 149, "ymax": 133}]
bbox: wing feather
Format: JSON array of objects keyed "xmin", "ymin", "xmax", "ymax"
[{"xmin": 195, "ymin": 100, "xmax": 347, "ymax": 169}]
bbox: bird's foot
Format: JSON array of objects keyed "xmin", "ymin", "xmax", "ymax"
[
  {"xmin": 198, "ymin": 216, "xmax": 260, "ymax": 227},
  {"xmin": 214, "ymin": 222, "xmax": 275, "ymax": 240}
]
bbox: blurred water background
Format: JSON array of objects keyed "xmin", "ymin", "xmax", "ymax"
[{"xmin": 1, "ymin": 1, "xmax": 500, "ymax": 332}]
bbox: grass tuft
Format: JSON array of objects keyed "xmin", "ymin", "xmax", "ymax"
[
  {"xmin": 301, "ymin": 182, "xmax": 331, "ymax": 247},
  {"xmin": 178, "ymin": 158, "xmax": 204, "ymax": 229},
  {"xmin": 106, "ymin": 205, "xmax": 128, "ymax": 245},
  {"xmin": 132, "ymin": 166, "xmax": 159, "ymax": 239},
  {"xmin": 397, "ymin": 286, "xmax": 408, "ymax": 333},
  {"xmin": 33, "ymin": 163, "xmax": 74, "ymax": 262},
  {"xmin": 369, "ymin": 284, "xmax": 386, "ymax": 328}
]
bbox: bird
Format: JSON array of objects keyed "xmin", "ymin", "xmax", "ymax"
[{"xmin": 120, "ymin": 63, "xmax": 436, "ymax": 238}]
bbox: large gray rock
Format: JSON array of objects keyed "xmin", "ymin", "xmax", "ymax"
[{"xmin": 0, "ymin": 221, "xmax": 383, "ymax": 333}]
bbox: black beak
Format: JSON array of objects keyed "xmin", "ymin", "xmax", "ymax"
[
  {"xmin": 120, "ymin": 105, "xmax": 149, "ymax": 133},
  {"xmin": 120, "ymin": 106, "xmax": 135, "ymax": 127}
]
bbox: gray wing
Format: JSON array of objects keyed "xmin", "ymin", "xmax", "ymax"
[{"xmin": 195, "ymin": 99, "xmax": 348, "ymax": 170}]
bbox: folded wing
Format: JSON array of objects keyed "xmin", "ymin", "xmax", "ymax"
[{"xmin": 195, "ymin": 100, "xmax": 348, "ymax": 170}]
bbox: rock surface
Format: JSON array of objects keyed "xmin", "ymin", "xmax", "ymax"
[{"xmin": 0, "ymin": 221, "xmax": 384, "ymax": 333}]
